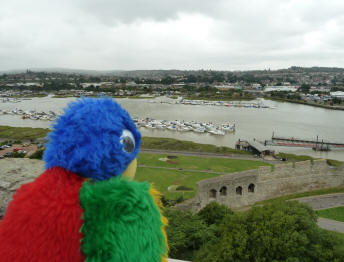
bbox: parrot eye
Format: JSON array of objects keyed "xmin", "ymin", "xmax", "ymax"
[{"xmin": 120, "ymin": 129, "xmax": 135, "ymax": 153}]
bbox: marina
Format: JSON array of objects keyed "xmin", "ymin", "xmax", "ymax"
[
  {"xmin": 0, "ymin": 108, "xmax": 235, "ymax": 136},
  {"xmin": 134, "ymin": 117, "xmax": 235, "ymax": 135},
  {"xmin": 0, "ymin": 108, "xmax": 62, "ymax": 121},
  {"xmin": 148, "ymin": 98, "xmax": 276, "ymax": 109}
]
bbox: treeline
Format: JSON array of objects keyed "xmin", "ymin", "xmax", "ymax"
[
  {"xmin": 165, "ymin": 201, "xmax": 344, "ymax": 262},
  {"xmin": 290, "ymin": 66, "xmax": 344, "ymax": 73}
]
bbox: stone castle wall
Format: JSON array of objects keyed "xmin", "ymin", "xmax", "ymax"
[{"xmin": 177, "ymin": 159, "xmax": 344, "ymax": 212}]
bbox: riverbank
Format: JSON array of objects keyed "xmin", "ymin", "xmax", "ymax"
[
  {"xmin": 0, "ymin": 125, "xmax": 250, "ymax": 155},
  {"xmin": 266, "ymin": 97, "xmax": 344, "ymax": 111},
  {"xmin": 1, "ymin": 125, "xmax": 344, "ymax": 166}
]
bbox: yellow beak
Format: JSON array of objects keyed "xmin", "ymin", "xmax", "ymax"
[{"xmin": 122, "ymin": 158, "xmax": 137, "ymax": 180}]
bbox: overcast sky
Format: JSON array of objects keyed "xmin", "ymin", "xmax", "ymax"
[{"xmin": 1, "ymin": 0, "xmax": 344, "ymax": 71}]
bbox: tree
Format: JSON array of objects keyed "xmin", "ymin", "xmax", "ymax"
[
  {"xmin": 300, "ymin": 83, "xmax": 311, "ymax": 93},
  {"xmin": 198, "ymin": 201, "xmax": 233, "ymax": 226},
  {"xmin": 164, "ymin": 208, "xmax": 216, "ymax": 260},
  {"xmin": 195, "ymin": 201, "xmax": 344, "ymax": 262}
]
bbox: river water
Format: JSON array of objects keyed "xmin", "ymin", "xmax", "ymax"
[{"xmin": 1, "ymin": 96, "xmax": 343, "ymax": 161}]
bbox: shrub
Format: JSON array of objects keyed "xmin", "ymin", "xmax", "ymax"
[
  {"xmin": 165, "ymin": 208, "xmax": 216, "ymax": 261},
  {"xmin": 198, "ymin": 202, "xmax": 234, "ymax": 226},
  {"xmin": 29, "ymin": 149, "xmax": 45, "ymax": 160},
  {"xmin": 11, "ymin": 152, "xmax": 26, "ymax": 158},
  {"xmin": 175, "ymin": 185, "xmax": 193, "ymax": 191}
]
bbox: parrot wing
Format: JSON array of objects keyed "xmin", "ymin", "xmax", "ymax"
[{"xmin": 79, "ymin": 177, "xmax": 168, "ymax": 262}]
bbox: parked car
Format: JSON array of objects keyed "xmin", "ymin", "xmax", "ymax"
[
  {"xmin": 13, "ymin": 148, "xmax": 23, "ymax": 152},
  {"xmin": 5, "ymin": 152, "xmax": 13, "ymax": 157}
]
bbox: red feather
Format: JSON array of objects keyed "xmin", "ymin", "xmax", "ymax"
[{"xmin": 0, "ymin": 167, "xmax": 86, "ymax": 262}]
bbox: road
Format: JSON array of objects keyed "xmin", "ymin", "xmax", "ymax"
[
  {"xmin": 317, "ymin": 218, "xmax": 344, "ymax": 233},
  {"xmin": 295, "ymin": 193, "xmax": 344, "ymax": 210},
  {"xmin": 294, "ymin": 193, "xmax": 344, "ymax": 233}
]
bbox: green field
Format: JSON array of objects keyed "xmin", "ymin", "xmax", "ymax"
[
  {"xmin": 138, "ymin": 153, "xmax": 271, "ymax": 173},
  {"xmin": 276, "ymin": 152, "xmax": 343, "ymax": 167},
  {"xmin": 135, "ymin": 167, "xmax": 219, "ymax": 200},
  {"xmin": 275, "ymin": 152, "xmax": 314, "ymax": 162},
  {"xmin": 141, "ymin": 136, "xmax": 251, "ymax": 155},
  {"xmin": 0, "ymin": 126, "xmax": 49, "ymax": 140},
  {"xmin": 326, "ymin": 230, "xmax": 344, "ymax": 242},
  {"xmin": 317, "ymin": 207, "xmax": 344, "ymax": 222},
  {"xmin": 135, "ymin": 153, "xmax": 271, "ymax": 200}
]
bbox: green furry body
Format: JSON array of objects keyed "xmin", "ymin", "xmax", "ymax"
[{"xmin": 79, "ymin": 177, "xmax": 167, "ymax": 262}]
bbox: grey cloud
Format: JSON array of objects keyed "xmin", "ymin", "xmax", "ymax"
[
  {"xmin": 75, "ymin": 0, "xmax": 226, "ymax": 24},
  {"xmin": 1, "ymin": 0, "xmax": 344, "ymax": 70}
]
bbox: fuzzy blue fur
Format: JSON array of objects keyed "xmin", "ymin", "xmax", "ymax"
[{"xmin": 43, "ymin": 97, "xmax": 141, "ymax": 181}]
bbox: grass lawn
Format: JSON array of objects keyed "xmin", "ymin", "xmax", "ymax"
[
  {"xmin": 276, "ymin": 152, "xmax": 343, "ymax": 167},
  {"xmin": 275, "ymin": 152, "xmax": 314, "ymax": 162},
  {"xmin": 317, "ymin": 207, "xmax": 344, "ymax": 222},
  {"xmin": 138, "ymin": 153, "xmax": 271, "ymax": 173},
  {"xmin": 141, "ymin": 136, "xmax": 251, "ymax": 155},
  {"xmin": 326, "ymin": 230, "xmax": 344, "ymax": 242},
  {"xmin": 135, "ymin": 167, "xmax": 219, "ymax": 200},
  {"xmin": 0, "ymin": 126, "xmax": 49, "ymax": 140}
]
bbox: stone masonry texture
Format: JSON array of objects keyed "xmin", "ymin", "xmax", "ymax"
[
  {"xmin": 0, "ymin": 158, "xmax": 43, "ymax": 218},
  {"xmin": 176, "ymin": 159, "xmax": 344, "ymax": 212}
]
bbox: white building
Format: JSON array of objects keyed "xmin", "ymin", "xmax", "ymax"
[
  {"xmin": 330, "ymin": 91, "xmax": 344, "ymax": 99},
  {"xmin": 264, "ymin": 86, "xmax": 299, "ymax": 92}
]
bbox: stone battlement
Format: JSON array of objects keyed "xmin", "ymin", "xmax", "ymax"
[{"xmin": 177, "ymin": 159, "xmax": 344, "ymax": 212}]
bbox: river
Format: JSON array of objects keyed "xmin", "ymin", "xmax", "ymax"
[{"xmin": 1, "ymin": 96, "xmax": 343, "ymax": 161}]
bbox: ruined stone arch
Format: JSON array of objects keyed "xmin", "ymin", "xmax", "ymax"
[
  {"xmin": 248, "ymin": 183, "xmax": 255, "ymax": 193},
  {"xmin": 220, "ymin": 186, "xmax": 227, "ymax": 196},
  {"xmin": 209, "ymin": 189, "xmax": 217, "ymax": 199},
  {"xmin": 236, "ymin": 186, "xmax": 243, "ymax": 195}
]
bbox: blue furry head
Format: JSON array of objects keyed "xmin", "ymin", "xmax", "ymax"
[{"xmin": 43, "ymin": 97, "xmax": 141, "ymax": 181}]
